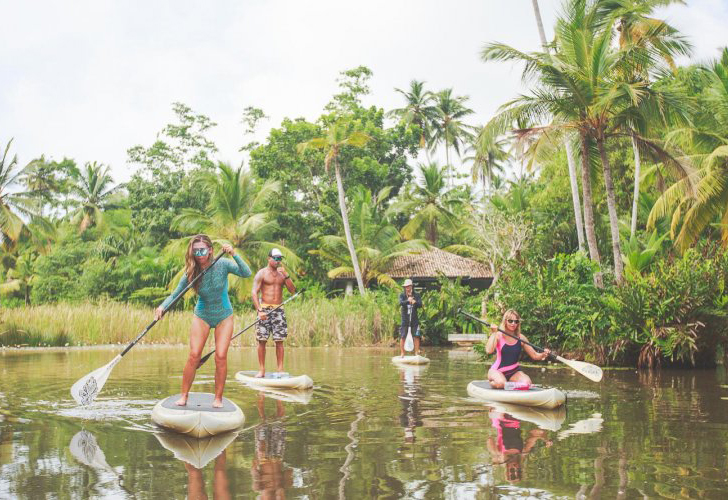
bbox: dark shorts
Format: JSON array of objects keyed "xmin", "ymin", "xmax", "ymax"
[
  {"xmin": 256, "ymin": 307, "xmax": 287, "ymax": 342},
  {"xmin": 501, "ymin": 367, "xmax": 522, "ymax": 381},
  {"xmin": 399, "ymin": 325, "xmax": 421, "ymax": 339}
]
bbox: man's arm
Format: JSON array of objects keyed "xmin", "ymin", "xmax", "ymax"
[
  {"xmin": 278, "ymin": 266, "xmax": 296, "ymax": 294},
  {"xmin": 251, "ymin": 270, "xmax": 263, "ymax": 312},
  {"xmin": 414, "ymin": 292, "xmax": 423, "ymax": 308}
]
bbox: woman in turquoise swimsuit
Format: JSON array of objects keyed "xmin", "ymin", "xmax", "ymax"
[{"xmin": 155, "ymin": 234, "xmax": 251, "ymax": 407}]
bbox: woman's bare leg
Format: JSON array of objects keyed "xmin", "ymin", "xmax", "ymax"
[
  {"xmin": 176, "ymin": 316, "xmax": 211, "ymax": 406},
  {"xmin": 509, "ymin": 371, "xmax": 532, "ymax": 386},
  {"xmin": 488, "ymin": 369, "xmax": 507, "ymax": 389},
  {"xmin": 212, "ymin": 315, "xmax": 234, "ymax": 407}
]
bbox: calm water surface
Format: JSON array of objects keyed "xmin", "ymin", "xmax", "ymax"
[{"xmin": 1, "ymin": 346, "xmax": 727, "ymax": 498}]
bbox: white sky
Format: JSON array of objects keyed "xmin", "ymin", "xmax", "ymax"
[{"xmin": 1, "ymin": 0, "xmax": 726, "ymax": 184}]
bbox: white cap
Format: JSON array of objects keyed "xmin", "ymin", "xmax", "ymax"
[
  {"xmin": 269, "ymin": 248, "xmax": 283, "ymax": 258},
  {"xmin": 403, "ymin": 279, "xmax": 413, "ymax": 287}
]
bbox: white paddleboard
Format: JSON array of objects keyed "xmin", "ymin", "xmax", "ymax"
[
  {"xmin": 391, "ymin": 355, "xmax": 430, "ymax": 365},
  {"xmin": 235, "ymin": 371, "xmax": 313, "ymax": 390},
  {"xmin": 151, "ymin": 393, "xmax": 244, "ymax": 438}
]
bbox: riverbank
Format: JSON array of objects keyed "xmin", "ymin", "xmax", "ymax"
[{"xmin": 0, "ymin": 296, "xmax": 398, "ymax": 348}]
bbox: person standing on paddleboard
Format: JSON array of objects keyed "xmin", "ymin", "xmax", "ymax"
[
  {"xmin": 251, "ymin": 248, "xmax": 296, "ymax": 378},
  {"xmin": 155, "ymin": 234, "xmax": 252, "ymax": 408},
  {"xmin": 485, "ymin": 309, "xmax": 550, "ymax": 389},
  {"xmin": 398, "ymin": 279, "xmax": 423, "ymax": 357}
]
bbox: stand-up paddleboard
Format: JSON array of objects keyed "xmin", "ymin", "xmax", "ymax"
[
  {"xmin": 485, "ymin": 402, "xmax": 567, "ymax": 432},
  {"xmin": 151, "ymin": 393, "xmax": 244, "ymax": 438},
  {"xmin": 154, "ymin": 430, "xmax": 239, "ymax": 469},
  {"xmin": 248, "ymin": 385, "xmax": 314, "ymax": 404},
  {"xmin": 467, "ymin": 380, "xmax": 566, "ymax": 410},
  {"xmin": 391, "ymin": 355, "xmax": 430, "ymax": 365},
  {"xmin": 235, "ymin": 371, "xmax": 313, "ymax": 390}
]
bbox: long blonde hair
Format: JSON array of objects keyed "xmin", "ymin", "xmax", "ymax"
[
  {"xmin": 185, "ymin": 234, "xmax": 214, "ymax": 292},
  {"xmin": 499, "ymin": 309, "xmax": 522, "ymax": 336}
]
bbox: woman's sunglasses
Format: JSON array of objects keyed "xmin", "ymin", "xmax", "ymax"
[
  {"xmin": 506, "ymin": 319, "xmax": 520, "ymax": 324},
  {"xmin": 193, "ymin": 248, "xmax": 210, "ymax": 257}
]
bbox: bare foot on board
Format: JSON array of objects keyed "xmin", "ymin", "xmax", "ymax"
[
  {"xmin": 175, "ymin": 395, "xmax": 188, "ymax": 406},
  {"xmin": 255, "ymin": 371, "xmax": 265, "ymax": 378},
  {"xmin": 212, "ymin": 399, "xmax": 223, "ymax": 408}
]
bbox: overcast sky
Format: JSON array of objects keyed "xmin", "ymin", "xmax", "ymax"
[{"xmin": 2, "ymin": 0, "xmax": 726, "ymax": 183}]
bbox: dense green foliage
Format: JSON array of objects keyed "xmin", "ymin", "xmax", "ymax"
[{"xmin": 2, "ymin": 1, "xmax": 728, "ymax": 367}]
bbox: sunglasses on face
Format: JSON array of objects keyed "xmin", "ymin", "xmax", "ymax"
[
  {"xmin": 193, "ymin": 247, "xmax": 210, "ymax": 257},
  {"xmin": 506, "ymin": 319, "xmax": 520, "ymax": 324},
  {"xmin": 272, "ymin": 256, "xmax": 283, "ymax": 262}
]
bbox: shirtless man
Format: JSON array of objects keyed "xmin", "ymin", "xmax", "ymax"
[{"xmin": 252, "ymin": 248, "xmax": 296, "ymax": 377}]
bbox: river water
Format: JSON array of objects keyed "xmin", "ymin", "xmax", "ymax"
[{"xmin": 0, "ymin": 346, "xmax": 726, "ymax": 498}]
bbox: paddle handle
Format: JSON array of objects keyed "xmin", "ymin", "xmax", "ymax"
[
  {"xmin": 197, "ymin": 288, "xmax": 306, "ymax": 368},
  {"xmin": 120, "ymin": 252, "xmax": 225, "ymax": 357},
  {"xmin": 458, "ymin": 309, "xmax": 552, "ymax": 357}
]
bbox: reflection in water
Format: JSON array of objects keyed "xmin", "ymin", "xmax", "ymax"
[
  {"xmin": 184, "ymin": 451, "xmax": 231, "ymax": 500},
  {"xmin": 154, "ymin": 431, "xmax": 238, "ymax": 469},
  {"xmin": 397, "ymin": 365, "xmax": 426, "ymax": 443},
  {"xmin": 486, "ymin": 409, "xmax": 552, "ymax": 483},
  {"xmin": 253, "ymin": 392, "xmax": 292, "ymax": 498},
  {"xmin": 558, "ymin": 413, "xmax": 604, "ymax": 440},
  {"xmin": 69, "ymin": 430, "xmax": 130, "ymax": 497},
  {"xmin": 154, "ymin": 431, "xmax": 237, "ymax": 499}
]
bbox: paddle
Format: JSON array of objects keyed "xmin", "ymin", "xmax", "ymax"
[
  {"xmin": 197, "ymin": 288, "xmax": 306, "ymax": 368},
  {"xmin": 404, "ymin": 304, "xmax": 415, "ymax": 352},
  {"xmin": 458, "ymin": 309, "xmax": 603, "ymax": 382},
  {"xmin": 71, "ymin": 252, "xmax": 225, "ymax": 405}
]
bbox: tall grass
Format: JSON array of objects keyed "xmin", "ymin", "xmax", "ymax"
[{"xmin": 1, "ymin": 294, "xmax": 398, "ymax": 347}]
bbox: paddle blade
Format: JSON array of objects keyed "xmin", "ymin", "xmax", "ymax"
[
  {"xmin": 69, "ymin": 430, "xmax": 111, "ymax": 469},
  {"xmin": 555, "ymin": 355, "xmax": 603, "ymax": 382},
  {"xmin": 404, "ymin": 329, "xmax": 414, "ymax": 352},
  {"xmin": 71, "ymin": 355, "xmax": 122, "ymax": 405}
]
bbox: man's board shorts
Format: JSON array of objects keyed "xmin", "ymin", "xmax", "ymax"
[
  {"xmin": 256, "ymin": 305, "xmax": 287, "ymax": 342},
  {"xmin": 399, "ymin": 325, "xmax": 422, "ymax": 338}
]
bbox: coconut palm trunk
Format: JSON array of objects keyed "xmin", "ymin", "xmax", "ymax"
[
  {"xmin": 630, "ymin": 135, "xmax": 641, "ymax": 238},
  {"xmin": 531, "ymin": 0, "xmax": 586, "ymax": 252},
  {"xmin": 596, "ymin": 136, "xmax": 625, "ymax": 284},
  {"xmin": 580, "ymin": 132, "xmax": 603, "ymax": 287},
  {"xmin": 565, "ymin": 138, "xmax": 586, "ymax": 251},
  {"xmin": 334, "ymin": 157, "xmax": 366, "ymax": 295}
]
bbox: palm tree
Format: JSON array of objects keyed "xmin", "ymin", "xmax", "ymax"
[
  {"xmin": 388, "ymin": 80, "xmax": 438, "ymax": 150},
  {"xmin": 0, "ymin": 139, "xmax": 34, "ymax": 243},
  {"xmin": 599, "ymin": 0, "xmax": 692, "ymax": 238},
  {"xmin": 465, "ymin": 130, "xmax": 509, "ymax": 197},
  {"xmin": 0, "ymin": 251, "xmax": 35, "ymax": 305},
  {"xmin": 482, "ymin": 0, "xmax": 691, "ymax": 284},
  {"xmin": 387, "ymin": 163, "xmax": 463, "ymax": 245},
  {"xmin": 312, "ymin": 187, "xmax": 429, "ymax": 288},
  {"xmin": 68, "ymin": 162, "xmax": 119, "ymax": 232},
  {"xmin": 530, "ymin": 0, "xmax": 587, "ymax": 252},
  {"xmin": 298, "ymin": 120, "xmax": 371, "ymax": 295},
  {"xmin": 172, "ymin": 162, "xmax": 295, "ymax": 267},
  {"xmin": 430, "ymin": 89, "xmax": 475, "ymax": 181},
  {"xmin": 649, "ymin": 48, "xmax": 728, "ymax": 249}
]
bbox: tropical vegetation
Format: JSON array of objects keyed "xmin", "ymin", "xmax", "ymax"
[{"xmin": 2, "ymin": 0, "xmax": 728, "ymax": 367}]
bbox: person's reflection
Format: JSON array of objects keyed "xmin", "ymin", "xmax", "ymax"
[
  {"xmin": 185, "ymin": 451, "xmax": 230, "ymax": 500},
  {"xmin": 252, "ymin": 391, "xmax": 292, "ymax": 499},
  {"xmin": 486, "ymin": 409, "xmax": 552, "ymax": 483},
  {"xmin": 398, "ymin": 367, "xmax": 424, "ymax": 443}
]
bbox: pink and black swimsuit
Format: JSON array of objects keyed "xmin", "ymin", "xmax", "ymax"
[{"xmin": 490, "ymin": 333, "xmax": 523, "ymax": 380}]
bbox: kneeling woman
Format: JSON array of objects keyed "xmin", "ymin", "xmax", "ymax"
[
  {"xmin": 485, "ymin": 310, "xmax": 550, "ymax": 389},
  {"xmin": 155, "ymin": 234, "xmax": 251, "ymax": 407}
]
